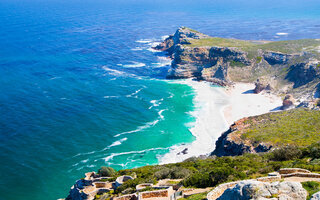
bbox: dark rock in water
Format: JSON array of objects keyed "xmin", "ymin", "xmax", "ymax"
[
  {"xmin": 177, "ymin": 148, "xmax": 188, "ymax": 155},
  {"xmin": 282, "ymin": 94, "xmax": 295, "ymax": 110}
]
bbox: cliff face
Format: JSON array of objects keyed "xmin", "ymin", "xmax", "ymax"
[
  {"xmin": 212, "ymin": 109, "xmax": 320, "ymax": 157},
  {"xmin": 212, "ymin": 118, "xmax": 273, "ymax": 157},
  {"xmin": 156, "ymin": 27, "xmax": 320, "ymax": 98}
]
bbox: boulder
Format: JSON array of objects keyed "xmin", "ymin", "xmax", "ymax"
[
  {"xmin": 217, "ymin": 180, "xmax": 307, "ymax": 200},
  {"xmin": 282, "ymin": 94, "xmax": 295, "ymax": 110},
  {"xmin": 254, "ymin": 80, "xmax": 266, "ymax": 94},
  {"xmin": 311, "ymin": 191, "xmax": 320, "ymax": 200}
]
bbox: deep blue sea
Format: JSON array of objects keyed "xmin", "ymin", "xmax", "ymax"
[{"xmin": 0, "ymin": 0, "xmax": 320, "ymax": 199}]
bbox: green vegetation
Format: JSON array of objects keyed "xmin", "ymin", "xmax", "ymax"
[
  {"xmin": 94, "ymin": 140, "xmax": 320, "ymax": 200},
  {"xmin": 182, "ymin": 27, "xmax": 200, "ymax": 33},
  {"xmin": 230, "ymin": 60, "xmax": 246, "ymax": 67},
  {"xmin": 256, "ymin": 56, "xmax": 262, "ymax": 63},
  {"xmin": 302, "ymin": 181, "xmax": 320, "ymax": 199},
  {"xmin": 186, "ymin": 37, "xmax": 253, "ymax": 48},
  {"xmin": 185, "ymin": 37, "xmax": 320, "ymax": 59},
  {"xmin": 240, "ymin": 109, "xmax": 320, "ymax": 146},
  {"xmin": 179, "ymin": 192, "xmax": 208, "ymax": 200},
  {"xmin": 98, "ymin": 166, "xmax": 117, "ymax": 177},
  {"xmin": 94, "ymin": 109, "xmax": 320, "ymax": 200}
]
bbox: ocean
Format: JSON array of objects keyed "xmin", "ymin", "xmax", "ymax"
[{"xmin": 0, "ymin": 0, "xmax": 320, "ymax": 199}]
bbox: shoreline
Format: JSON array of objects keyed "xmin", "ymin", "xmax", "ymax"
[
  {"xmin": 159, "ymin": 79, "xmax": 229, "ymax": 164},
  {"xmin": 159, "ymin": 80, "xmax": 282, "ymax": 164}
]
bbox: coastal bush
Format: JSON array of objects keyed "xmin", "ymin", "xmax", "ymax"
[
  {"xmin": 154, "ymin": 167, "xmax": 171, "ymax": 179},
  {"xmin": 182, "ymin": 172, "xmax": 211, "ymax": 188},
  {"xmin": 170, "ymin": 167, "xmax": 192, "ymax": 179},
  {"xmin": 115, "ymin": 178, "xmax": 143, "ymax": 194},
  {"xmin": 302, "ymin": 181, "xmax": 320, "ymax": 199},
  {"xmin": 98, "ymin": 166, "xmax": 117, "ymax": 177},
  {"xmin": 271, "ymin": 145, "xmax": 302, "ymax": 161},
  {"xmin": 110, "ymin": 143, "xmax": 320, "ymax": 194}
]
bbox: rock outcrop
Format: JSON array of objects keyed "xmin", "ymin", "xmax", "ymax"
[
  {"xmin": 282, "ymin": 94, "xmax": 295, "ymax": 110},
  {"xmin": 154, "ymin": 26, "xmax": 210, "ymax": 55},
  {"xmin": 212, "ymin": 118, "xmax": 273, "ymax": 157},
  {"xmin": 217, "ymin": 180, "xmax": 307, "ymax": 200},
  {"xmin": 156, "ymin": 27, "xmax": 320, "ymax": 98},
  {"xmin": 311, "ymin": 191, "xmax": 320, "ymax": 200}
]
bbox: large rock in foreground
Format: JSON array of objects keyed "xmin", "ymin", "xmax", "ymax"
[
  {"xmin": 311, "ymin": 191, "xmax": 320, "ymax": 200},
  {"xmin": 218, "ymin": 180, "xmax": 307, "ymax": 200}
]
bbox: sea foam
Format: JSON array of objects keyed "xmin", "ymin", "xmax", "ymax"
[{"xmin": 159, "ymin": 79, "xmax": 229, "ymax": 164}]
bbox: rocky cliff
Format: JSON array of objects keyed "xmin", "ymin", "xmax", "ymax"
[
  {"xmin": 155, "ymin": 27, "xmax": 320, "ymax": 98},
  {"xmin": 212, "ymin": 109, "xmax": 320, "ymax": 156}
]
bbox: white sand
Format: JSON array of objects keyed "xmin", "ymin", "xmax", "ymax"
[
  {"xmin": 224, "ymin": 83, "xmax": 283, "ymax": 126},
  {"xmin": 159, "ymin": 80, "xmax": 282, "ymax": 164}
]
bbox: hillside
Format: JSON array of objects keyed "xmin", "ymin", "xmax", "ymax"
[
  {"xmin": 154, "ymin": 27, "xmax": 320, "ymax": 99},
  {"xmin": 212, "ymin": 108, "xmax": 320, "ymax": 156}
]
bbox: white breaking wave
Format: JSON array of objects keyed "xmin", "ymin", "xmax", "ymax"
[
  {"xmin": 136, "ymin": 39, "xmax": 153, "ymax": 43},
  {"xmin": 114, "ymin": 119, "xmax": 160, "ymax": 137},
  {"xmin": 126, "ymin": 87, "xmax": 145, "ymax": 97},
  {"xmin": 108, "ymin": 138, "xmax": 128, "ymax": 148},
  {"xmin": 114, "ymin": 104, "xmax": 166, "ymax": 137},
  {"xmin": 158, "ymin": 109, "xmax": 167, "ymax": 119},
  {"xmin": 118, "ymin": 62, "xmax": 146, "ymax": 68},
  {"xmin": 159, "ymin": 79, "xmax": 230, "ymax": 164},
  {"xmin": 102, "ymin": 66, "xmax": 126, "ymax": 76},
  {"xmin": 276, "ymin": 32, "xmax": 289, "ymax": 36},
  {"xmin": 149, "ymin": 98, "xmax": 163, "ymax": 109},
  {"xmin": 104, "ymin": 147, "xmax": 170, "ymax": 162},
  {"xmin": 151, "ymin": 56, "xmax": 172, "ymax": 68}
]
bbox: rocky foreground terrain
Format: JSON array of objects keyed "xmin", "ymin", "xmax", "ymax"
[{"xmin": 155, "ymin": 27, "xmax": 320, "ymax": 99}]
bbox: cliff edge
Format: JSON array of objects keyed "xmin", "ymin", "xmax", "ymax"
[{"xmin": 155, "ymin": 27, "xmax": 320, "ymax": 98}]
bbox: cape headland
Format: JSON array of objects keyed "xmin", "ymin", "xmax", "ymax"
[
  {"xmin": 63, "ymin": 27, "xmax": 320, "ymax": 200},
  {"xmin": 154, "ymin": 27, "xmax": 320, "ymax": 100}
]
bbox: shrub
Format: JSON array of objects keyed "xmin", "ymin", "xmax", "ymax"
[
  {"xmin": 309, "ymin": 143, "xmax": 320, "ymax": 159},
  {"xmin": 271, "ymin": 146, "xmax": 302, "ymax": 161},
  {"xmin": 154, "ymin": 167, "xmax": 171, "ymax": 179},
  {"xmin": 170, "ymin": 167, "xmax": 192, "ymax": 179},
  {"xmin": 182, "ymin": 172, "xmax": 211, "ymax": 188},
  {"xmin": 302, "ymin": 181, "xmax": 320, "ymax": 199},
  {"xmin": 98, "ymin": 166, "xmax": 117, "ymax": 177}
]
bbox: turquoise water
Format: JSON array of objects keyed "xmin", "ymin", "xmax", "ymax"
[{"xmin": 1, "ymin": 0, "xmax": 320, "ymax": 199}]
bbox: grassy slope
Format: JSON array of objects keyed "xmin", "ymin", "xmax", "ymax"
[
  {"xmin": 185, "ymin": 37, "xmax": 320, "ymax": 58},
  {"xmin": 240, "ymin": 109, "xmax": 320, "ymax": 146}
]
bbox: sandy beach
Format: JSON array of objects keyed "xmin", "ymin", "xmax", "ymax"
[
  {"xmin": 223, "ymin": 83, "xmax": 283, "ymax": 126},
  {"xmin": 160, "ymin": 80, "xmax": 282, "ymax": 164}
]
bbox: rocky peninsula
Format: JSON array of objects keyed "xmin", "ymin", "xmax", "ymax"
[
  {"xmin": 64, "ymin": 28, "xmax": 320, "ymax": 200},
  {"xmin": 154, "ymin": 27, "xmax": 320, "ymax": 100}
]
